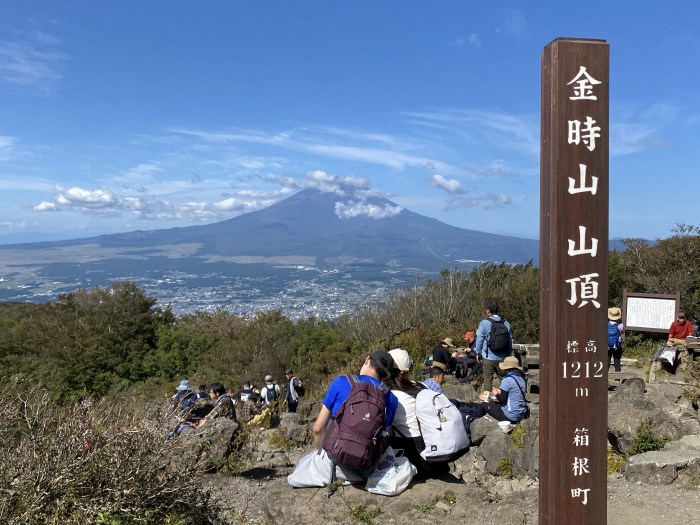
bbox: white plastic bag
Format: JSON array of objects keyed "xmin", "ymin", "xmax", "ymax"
[
  {"xmin": 660, "ymin": 349, "xmax": 676, "ymax": 365},
  {"xmin": 365, "ymin": 447, "xmax": 417, "ymax": 496},
  {"xmin": 287, "ymin": 449, "xmax": 365, "ymax": 488}
]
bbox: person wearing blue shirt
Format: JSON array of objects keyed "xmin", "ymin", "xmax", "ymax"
[
  {"xmin": 288, "ymin": 350, "xmax": 399, "ymax": 488},
  {"xmin": 312, "ymin": 350, "xmax": 399, "ymax": 448},
  {"xmin": 475, "ymin": 301, "xmax": 513, "ymax": 393},
  {"xmin": 490, "ymin": 356, "xmax": 528, "ymax": 422}
]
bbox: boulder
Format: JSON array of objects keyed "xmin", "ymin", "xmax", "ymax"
[
  {"xmin": 608, "ymin": 381, "xmax": 700, "ymax": 455},
  {"xmin": 477, "ymin": 429, "xmax": 514, "ymax": 476},
  {"xmin": 624, "ymin": 435, "xmax": 700, "ymax": 485},
  {"xmin": 167, "ymin": 419, "xmax": 240, "ymax": 473},
  {"xmin": 444, "ymin": 382, "xmax": 480, "ymax": 403},
  {"xmin": 469, "ymin": 415, "xmax": 499, "ymax": 446},
  {"xmin": 278, "ymin": 412, "xmax": 310, "ymax": 444}
]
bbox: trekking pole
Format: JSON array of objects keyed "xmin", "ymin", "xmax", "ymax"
[{"xmin": 325, "ymin": 461, "xmax": 338, "ymax": 497}]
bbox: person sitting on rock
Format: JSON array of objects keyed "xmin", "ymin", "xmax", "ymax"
[
  {"xmin": 668, "ymin": 312, "xmax": 695, "ymax": 345},
  {"xmin": 458, "ymin": 331, "xmax": 483, "ymax": 382},
  {"xmin": 172, "ymin": 379, "xmax": 194, "ymax": 411},
  {"xmin": 195, "ymin": 382, "xmax": 237, "ymax": 428},
  {"xmin": 388, "ymin": 348, "xmax": 448, "ymax": 479},
  {"xmin": 424, "ymin": 365, "xmax": 446, "ymax": 394},
  {"xmin": 463, "ymin": 356, "xmax": 528, "ymax": 423},
  {"xmin": 287, "ymin": 350, "xmax": 399, "ymax": 488},
  {"xmin": 431, "ymin": 337, "xmax": 457, "ymax": 373}
]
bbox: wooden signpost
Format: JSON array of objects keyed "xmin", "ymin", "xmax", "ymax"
[{"xmin": 540, "ymin": 38, "xmax": 609, "ymax": 524}]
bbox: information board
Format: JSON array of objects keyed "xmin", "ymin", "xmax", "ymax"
[{"xmin": 623, "ymin": 290, "xmax": 679, "ymax": 333}]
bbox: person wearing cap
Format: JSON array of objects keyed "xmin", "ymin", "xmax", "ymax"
[
  {"xmin": 431, "ymin": 337, "xmax": 457, "ymax": 373},
  {"xmin": 387, "ymin": 348, "xmax": 445, "ymax": 478},
  {"xmin": 668, "ymin": 312, "xmax": 694, "ymax": 344},
  {"xmin": 475, "ymin": 301, "xmax": 513, "ymax": 393},
  {"xmin": 172, "ymin": 379, "xmax": 194, "ymax": 411},
  {"xmin": 457, "ymin": 330, "xmax": 482, "ymax": 382},
  {"xmin": 387, "ymin": 349, "xmax": 419, "ymax": 445},
  {"xmin": 288, "ymin": 351, "xmax": 400, "ymax": 487},
  {"xmin": 607, "ymin": 307, "xmax": 625, "ymax": 372},
  {"xmin": 260, "ymin": 374, "xmax": 281, "ymax": 407},
  {"xmin": 283, "ymin": 369, "xmax": 304, "ymax": 413}
]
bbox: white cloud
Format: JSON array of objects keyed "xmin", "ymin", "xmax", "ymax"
[
  {"xmin": 453, "ymin": 192, "xmax": 512, "ymax": 209},
  {"xmin": 124, "ymin": 163, "xmax": 162, "ymax": 178},
  {"xmin": 0, "ymin": 136, "xmax": 16, "ymax": 161},
  {"xmin": 298, "ymin": 170, "xmax": 370, "ymax": 195},
  {"xmin": 33, "ymin": 200, "xmax": 56, "ymax": 211},
  {"xmin": 503, "ymin": 9, "xmax": 527, "ymax": 37},
  {"xmin": 0, "ymin": 31, "xmax": 68, "ymax": 92},
  {"xmin": 335, "ymin": 200, "xmax": 403, "ymax": 220},
  {"xmin": 431, "ymin": 174, "xmax": 464, "ymax": 194},
  {"xmin": 469, "ymin": 34, "xmax": 482, "ymax": 48},
  {"xmin": 463, "ymin": 160, "xmax": 517, "ymax": 178},
  {"xmin": 170, "ymin": 126, "xmax": 450, "ymax": 172},
  {"xmin": 212, "ymin": 197, "xmax": 265, "ymax": 212},
  {"xmin": 404, "ymin": 109, "xmax": 539, "ymax": 157},
  {"xmin": 56, "ymin": 186, "xmax": 115, "ymax": 206}
]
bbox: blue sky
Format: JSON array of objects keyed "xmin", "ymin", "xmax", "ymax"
[{"xmin": 1, "ymin": 1, "xmax": 698, "ymax": 245}]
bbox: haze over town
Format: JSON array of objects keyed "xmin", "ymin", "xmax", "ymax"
[{"xmin": 1, "ymin": 1, "xmax": 698, "ymax": 246}]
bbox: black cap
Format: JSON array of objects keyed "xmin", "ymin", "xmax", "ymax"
[{"xmin": 369, "ymin": 350, "xmax": 399, "ymax": 378}]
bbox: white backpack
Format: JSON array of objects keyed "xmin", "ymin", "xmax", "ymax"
[{"xmin": 415, "ymin": 386, "xmax": 470, "ymax": 462}]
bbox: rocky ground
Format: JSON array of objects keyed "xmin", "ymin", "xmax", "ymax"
[{"xmin": 189, "ymin": 360, "xmax": 700, "ymax": 525}]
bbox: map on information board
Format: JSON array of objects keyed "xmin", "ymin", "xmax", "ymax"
[{"xmin": 625, "ymin": 295, "xmax": 677, "ymax": 332}]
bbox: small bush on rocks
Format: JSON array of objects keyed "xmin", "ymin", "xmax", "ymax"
[
  {"xmin": 607, "ymin": 448, "xmax": 626, "ymax": 474},
  {"xmin": 510, "ymin": 424, "xmax": 528, "ymax": 449},
  {"xmin": 628, "ymin": 418, "xmax": 669, "ymax": 456},
  {"xmin": 496, "ymin": 457, "xmax": 514, "ymax": 479}
]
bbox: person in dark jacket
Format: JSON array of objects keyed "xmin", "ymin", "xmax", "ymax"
[{"xmin": 431, "ymin": 337, "xmax": 456, "ymax": 373}]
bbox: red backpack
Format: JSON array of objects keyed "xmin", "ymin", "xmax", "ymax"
[{"xmin": 322, "ymin": 375, "xmax": 390, "ymax": 471}]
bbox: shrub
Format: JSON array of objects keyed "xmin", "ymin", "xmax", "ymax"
[
  {"xmin": 0, "ymin": 383, "xmax": 223, "ymax": 525},
  {"xmin": 349, "ymin": 505, "xmax": 381, "ymax": 525},
  {"xmin": 496, "ymin": 457, "xmax": 514, "ymax": 478},
  {"xmin": 682, "ymin": 361, "xmax": 700, "ymax": 407},
  {"xmin": 607, "ymin": 448, "xmax": 626, "ymax": 474},
  {"xmin": 628, "ymin": 418, "xmax": 669, "ymax": 456},
  {"xmin": 510, "ymin": 424, "xmax": 528, "ymax": 449}
]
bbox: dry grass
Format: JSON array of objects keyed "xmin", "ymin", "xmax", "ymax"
[{"xmin": 0, "ymin": 381, "xmax": 223, "ymax": 525}]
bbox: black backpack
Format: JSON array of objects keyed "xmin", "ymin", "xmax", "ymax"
[
  {"xmin": 266, "ymin": 385, "xmax": 279, "ymax": 403},
  {"xmin": 293, "ymin": 378, "xmax": 305, "ymax": 397},
  {"xmin": 487, "ymin": 318, "xmax": 510, "ymax": 355}
]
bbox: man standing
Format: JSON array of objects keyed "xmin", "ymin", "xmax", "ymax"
[
  {"xmin": 284, "ymin": 369, "xmax": 303, "ymax": 413},
  {"xmin": 260, "ymin": 374, "xmax": 281, "ymax": 407},
  {"xmin": 475, "ymin": 301, "xmax": 513, "ymax": 393}
]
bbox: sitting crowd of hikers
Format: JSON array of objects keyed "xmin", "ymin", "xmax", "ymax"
[
  {"xmin": 288, "ymin": 301, "xmax": 529, "ymax": 496},
  {"xmin": 168, "ymin": 370, "xmax": 304, "ymax": 438}
]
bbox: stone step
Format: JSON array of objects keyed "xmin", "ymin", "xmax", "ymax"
[{"xmin": 624, "ymin": 435, "xmax": 700, "ymax": 484}]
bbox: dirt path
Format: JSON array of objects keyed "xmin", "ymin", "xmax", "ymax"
[{"xmin": 607, "ymin": 475, "xmax": 700, "ymax": 525}]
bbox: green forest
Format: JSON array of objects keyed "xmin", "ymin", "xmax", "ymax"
[{"xmin": 1, "ymin": 225, "xmax": 698, "ymax": 404}]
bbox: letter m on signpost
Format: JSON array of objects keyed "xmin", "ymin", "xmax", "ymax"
[{"xmin": 540, "ymin": 38, "xmax": 609, "ymax": 525}]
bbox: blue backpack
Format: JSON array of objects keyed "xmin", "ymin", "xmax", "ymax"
[{"xmin": 608, "ymin": 322, "xmax": 622, "ymax": 350}]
